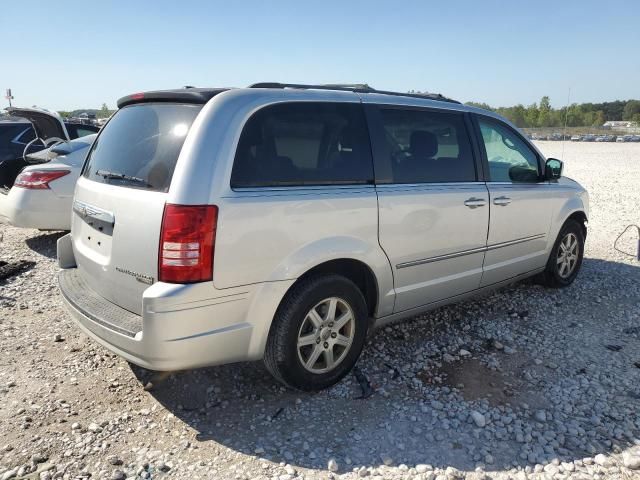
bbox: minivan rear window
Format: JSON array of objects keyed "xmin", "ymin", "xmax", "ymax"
[{"xmin": 83, "ymin": 103, "xmax": 202, "ymax": 192}]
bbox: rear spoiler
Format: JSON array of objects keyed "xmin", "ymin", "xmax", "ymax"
[{"xmin": 117, "ymin": 88, "xmax": 230, "ymax": 108}]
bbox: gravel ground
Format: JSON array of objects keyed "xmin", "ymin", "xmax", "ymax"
[{"xmin": 1, "ymin": 141, "xmax": 639, "ymax": 480}]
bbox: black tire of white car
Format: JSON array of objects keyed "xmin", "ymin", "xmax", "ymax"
[
  {"xmin": 264, "ymin": 274, "xmax": 369, "ymax": 391},
  {"xmin": 540, "ymin": 219, "xmax": 585, "ymax": 288}
]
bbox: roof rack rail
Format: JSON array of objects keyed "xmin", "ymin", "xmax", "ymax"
[{"xmin": 248, "ymin": 82, "xmax": 460, "ymax": 104}]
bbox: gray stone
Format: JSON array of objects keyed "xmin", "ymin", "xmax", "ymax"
[
  {"xmin": 443, "ymin": 353, "xmax": 456, "ymax": 363},
  {"xmin": 87, "ymin": 423, "xmax": 102, "ymax": 433},
  {"xmin": 534, "ymin": 410, "xmax": 547, "ymax": 422},
  {"xmin": 623, "ymin": 449, "xmax": 640, "ymax": 470},
  {"xmin": 470, "ymin": 411, "xmax": 486, "ymax": 428},
  {"xmin": 110, "ymin": 470, "xmax": 126, "ymax": 480},
  {"xmin": 1, "ymin": 469, "xmax": 17, "ymax": 480}
]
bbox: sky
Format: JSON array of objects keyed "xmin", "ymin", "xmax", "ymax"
[{"xmin": 2, "ymin": 0, "xmax": 639, "ymax": 111}]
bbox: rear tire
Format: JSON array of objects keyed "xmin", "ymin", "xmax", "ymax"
[
  {"xmin": 264, "ymin": 275, "xmax": 368, "ymax": 391},
  {"xmin": 539, "ymin": 219, "xmax": 585, "ymax": 288}
]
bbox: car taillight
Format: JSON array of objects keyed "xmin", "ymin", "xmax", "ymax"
[
  {"xmin": 14, "ymin": 170, "xmax": 70, "ymax": 189},
  {"xmin": 158, "ymin": 204, "xmax": 218, "ymax": 283}
]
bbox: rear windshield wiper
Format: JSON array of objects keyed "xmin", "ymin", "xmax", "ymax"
[{"xmin": 95, "ymin": 169, "xmax": 153, "ymax": 188}]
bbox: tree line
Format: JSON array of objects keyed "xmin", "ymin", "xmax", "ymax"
[
  {"xmin": 58, "ymin": 103, "xmax": 114, "ymax": 119},
  {"xmin": 466, "ymin": 97, "xmax": 640, "ymax": 128}
]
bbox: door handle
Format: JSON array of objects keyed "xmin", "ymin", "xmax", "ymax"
[
  {"xmin": 493, "ymin": 196, "xmax": 512, "ymax": 206},
  {"xmin": 464, "ymin": 197, "xmax": 487, "ymax": 208}
]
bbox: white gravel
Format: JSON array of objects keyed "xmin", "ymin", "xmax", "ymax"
[{"xmin": 0, "ymin": 141, "xmax": 639, "ymax": 480}]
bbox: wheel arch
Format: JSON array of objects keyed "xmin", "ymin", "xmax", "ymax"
[
  {"xmin": 265, "ymin": 236, "xmax": 395, "ymax": 318},
  {"xmin": 566, "ymin": 210, "xmax": 588, "ymax": 239},
  {"xmin": 291, "ymin": 258, "xmax": 380, "ymax": 320},
  {"xmin": 549, "ymin": 192, "xmax": 588, "ymax": 250}
]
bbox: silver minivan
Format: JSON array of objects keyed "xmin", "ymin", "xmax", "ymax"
[{"xmin": 58, "ymin": 84, "xmax": 589, "ymax": 390}]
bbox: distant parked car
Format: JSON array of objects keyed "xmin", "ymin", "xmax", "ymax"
[
  {"xmin": 582, "ymin": 134, "xmax": 596, "ymax": 142},
  {"xmin": 616, "ymin": 136, "xmax": 625, "ymax": 142},
  {"xmin": 571, "ymin": 135, "xmax": 581, "ymax": 142},
  {"xmin": 0, "ymin": 107, "xmax": 98, "ymax": 191},
  {"xmin": 631, "ymin": 135, "xmax": 640, "ymax": 142},
  {"xmin": 73, "ymin": 112, "xmax": 98, "ymax": 125},
  {"xmin": 0, "ymin": 134, "xmax": 95, "ymax": 230}
]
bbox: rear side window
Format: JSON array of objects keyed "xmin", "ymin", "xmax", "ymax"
[
  {"xmin": 83, "ymin": 103, "xmax": 202, "ymax": 192},
  {"xmin": 378, "ymin": 108, "xmax": 476, "ymax": 183},
  {"xmin": 231, "ymin": 102, "xmax": 373, "ymax": 187}
]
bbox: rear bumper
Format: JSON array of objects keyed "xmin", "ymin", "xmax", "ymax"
[
  {"xmin": 0, "ymin": 187, "xmax": 71, "ymax": 230},
  {"xmin": 58, "ymin": 267, "xmax": 293, "ymax": 371}
]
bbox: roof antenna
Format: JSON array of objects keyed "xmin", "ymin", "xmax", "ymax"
[{"xmin": 561, "ymin": 87, "xmax": 571, "ymax": 160}]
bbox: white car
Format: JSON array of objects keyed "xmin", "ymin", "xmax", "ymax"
[{"xmin": 0, "ymin": 134, "xmax": 95, "ymax": 230}]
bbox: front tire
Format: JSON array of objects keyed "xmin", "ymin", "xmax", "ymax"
[
  {"xmin": 264, "ymin": 275, "xmax": 369, "ymax": 391},
  {"xmin": 540, "ymin": 219, "xmax": 585, "ymax": 288}
]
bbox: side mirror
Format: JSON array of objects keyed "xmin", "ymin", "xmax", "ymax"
[{"xmin": 545, "ymin": 158, "xmax": 563, "ymax": 180}]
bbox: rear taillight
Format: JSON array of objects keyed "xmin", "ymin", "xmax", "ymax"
[
  {"xmin": 14, "ymin": 170, "xmax": 70, "ymax": 189},
  {"xmin": 13, "ymin": 170, "xmax": 71, "ymax": 190},
  {"xmin": 158, "ymin": 204, "xmax": 218, "ymax": 283}
]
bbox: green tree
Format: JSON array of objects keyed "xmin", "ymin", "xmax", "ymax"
[
  {"xmin": 97, "ymin": 103, "xmax": 114, "ymax": 119},
  {"xmin": 623, "ymin": 100, "xmax": 640, "ymax": 121},
  {"xmin": 524, "ymin": 103, "xmax": 539, "ymax": 128},
  {"xmin": 583, "ymin": 111, "xmax": 594, "ymax": 126},
  {"xmin": 510, "ymin": 104, "xmax": 527, "ymax": 127},
  {"xmin": 592, "ymin": 110, "xmax": 605, "ymax": 126},
  {"xmin": 537, "ymin": 96, "xmax": 552, "ymax": 127}
]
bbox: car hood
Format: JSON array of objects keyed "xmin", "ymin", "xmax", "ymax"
[{"xmin": 5, "ymin": 107, "xmax": 69, "ymax": 142}]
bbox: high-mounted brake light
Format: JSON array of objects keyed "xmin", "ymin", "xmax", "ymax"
[
  {"xmin": 130, "ymin": 92, "xmax": 145, "ymax": 100},
  {"xmin": 158, "ymin": 204, "xmax": 218, "ymax": 283},
  {"xmin": 14, "ymin": 170, "xmax": 70, "ymax": 189}
]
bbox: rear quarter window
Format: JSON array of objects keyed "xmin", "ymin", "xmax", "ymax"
[
  {"xmin": 231, "ymin": 102, "xmax": 373, "ymax": 187},
  {"xmin": 83, "ymin": 103, "xmax": 202, "ymax": 192}
]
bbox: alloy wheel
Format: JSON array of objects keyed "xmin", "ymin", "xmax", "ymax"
[
  {"xmin": 556, "ymin": 232, "xmax": 579, "ymax": 278},
  {"xmin": 296, "ymin": 297, "xmax": 355, "ymax": 374}
]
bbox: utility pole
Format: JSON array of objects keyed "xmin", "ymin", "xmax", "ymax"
[{"xmin": 5, "ymin": 89, "xmax": 13, "ymax": 107}]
